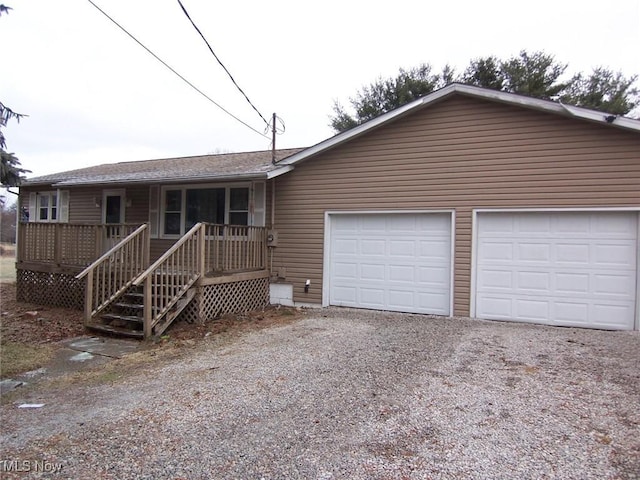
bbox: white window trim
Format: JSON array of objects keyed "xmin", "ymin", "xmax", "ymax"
[
  {"xmin": 159, "ymin": 183, "xmax": 252, "ymax": 239},
  {"xmin": 30, "ymin": 191, "xmax": 55, "ymax": 223},
  {"xmin": 40, "ymin": 191, "xmax": 57, "ymax": 222}
]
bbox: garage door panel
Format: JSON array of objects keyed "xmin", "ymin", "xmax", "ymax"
[
  {"xmin": 388, "ymin": 290, "xmax": 414, "ymax": 308},
  {"xmin": 419, "ymin": 239, "xmax": 450, "ymax": 258},
  {"xmin": 594, "ymin": 272, "xmax": 637, "ymax": 296},
  {"xmin": 519, "ymin": 215, "xmax": 551, "ymax": 233},
  {"xmin": 594, "ymin": 214, "xmax": 637, "ymax": 235},
  {"xmin": 333, "ymin": 262, "xmax": 357, "ymax": 280},
  {"xmin": 361, "ymin": 216, "xmax": 385, "ymax": 231},
  {"xmin": 388, "ymin": 215, "xmax": 417, "ymax": 231},
  {"xmin": 593, "ymin": 303, "xmax": 635, "ymax": 328},
  {"xmin": 556, "ymin": 244, "xmax": 590, "ymax": 263},
  {"xmin": 361, "ymin": 239, "xmax": 386, "ymax": 255},
  {"xmin": 417, "ymin": 266, "xmax": 450, "ymax": 284},
  {"xmin": 554, "ymin": 216, "xmax": 589, "ymax": 234},
  {"xmin": 479, "ymin": 215, "xmax": 514, "ymax": 234},
  {"xmin": 417, "ymin": 214, "xmax": 450, "ymax": 231},
  {"xmin": 359, "ymin": 263, "xmax": 385, "ymax": 281},
  {"xmin": 477, "ymin": 269, "xmax": 512, "ymax": 289},
  {"xmin": 477, "ymin": 296, "xmax": 513, "ymax": 317},
  {"xmin": 389, "ymin": 265, "xmax": 415, "ymax": 282},
  {"xmin": 331, "ymin": 286, "xmax": 357, "ymax": 304},
  {"xmin": 555, "ymin": 302, "xmax": 589, "ymax": 323},
  {"xmin": 476, "ymin": 212, "xmax": 637, "ymax": 330},
  {"xmin": 518, "ymin": 243, "xmax": 551, "ymax": 262},
  {"xmin": 594, "ymin": 243, "xmax": 637, "ymax": 266},
  {"xmin": 516, "ymin": 298, "xmax": 550, "ymax": 320},
  {"xmin": 330, "ymin": 213, "xmax": 452, "ymax": 315},
  {"xmin": 360, "ymin": 288, "xmax": 386, "ymax": 308},
  {"xmin": 333, "ymin": 238, "xmax": 357, "ymax": 254},
  {"xmin": 556, "ymin": 273, "xmax": 589, "ymax": 294},
  {"xmin": 479, "ymin": 242, "xmax": 514, "ymax": 261},
  {"xmin": 332, "ymin": 216, "xmax": 357, "ymax": 232},
  {"xmin": 517, "ymin": 271, "xmax": 550, "ymax": 291},
  {"xmin": 389, "ymin": 240, "xmax": 415, "ymax": 257},
  {"xmin": 417, "ymin": 293, "xmax": 449, "ymax": 314}
]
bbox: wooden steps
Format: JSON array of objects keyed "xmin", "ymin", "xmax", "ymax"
[
  {"xmin": 87, "ymin": 282, "xmax": 197, "ymax": 340},
  {"xmin": 85, "ymin": 322, "xmax": 144, "ymax": 339},
  {"xmin": 91, "ymin": 287, "xmax": 146, "ymax": 337}
]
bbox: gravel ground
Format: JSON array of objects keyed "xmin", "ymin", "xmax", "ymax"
[{"xmin": 1, "ymin": 308, "xmax": 639, "ymax": 479}]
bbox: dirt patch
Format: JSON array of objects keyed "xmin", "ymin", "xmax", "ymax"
[{"xmin": 0, "ymin": 283, "xmax": 85, "ymax": 345}]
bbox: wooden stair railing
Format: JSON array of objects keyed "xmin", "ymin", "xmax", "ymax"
[
  {"xmin": 132, "ymin": 222, "xmax": 204, "ymax": 339},
  {"xmin": 75, "ymin": 224, "xmax": 150, "ymax": 335}
]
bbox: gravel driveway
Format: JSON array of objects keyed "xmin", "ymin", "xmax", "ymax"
[{"xmin": 1, "ymin": 309, "xmax": 639, "ymax": 479}]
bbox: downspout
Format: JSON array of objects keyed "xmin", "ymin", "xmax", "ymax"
[
  {"xmin": 271, "ymin": 178, "xmax": 276, "ymax": 227},
  {"xmin": 269, "ymin": 178, "xmax": 276, "ymax": 278}
]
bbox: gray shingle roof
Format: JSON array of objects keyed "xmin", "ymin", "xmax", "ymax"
[{"xmin": 23, "ymin": 148, "xmax": 305, "ymax": 186}]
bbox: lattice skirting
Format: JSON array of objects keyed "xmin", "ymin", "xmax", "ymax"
[
  {"xmin": 16, "ymin": 269, "xmax": 84, "ymax": 310},
  {"xmin": 178, "ymin": 276, "xmax": 269, "ymax": 324}
]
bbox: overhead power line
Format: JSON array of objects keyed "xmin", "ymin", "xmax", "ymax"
[
  {"xmin": 85, "ymin": 0, "xmax": 269, "ymax": 139},
  {"xmin": 176, "ymin": 0, "xmax": 269, "ymax": 127}
]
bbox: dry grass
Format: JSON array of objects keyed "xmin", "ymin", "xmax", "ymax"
[
  {"xmin": 0, "ymin": 341, "xmax": 56, "ymax": 378},
  {"xmin": 0, "ymin": 243, "xmax": 16, "ymax": 283}
]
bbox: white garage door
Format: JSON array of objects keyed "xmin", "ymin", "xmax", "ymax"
[
  {"xmin": 475, "ymin": 212, "xmax": 638, "ymax": 330},
  {"xmin": 329, "ymin": 213, "xmax": 452, "ymax": 315}
]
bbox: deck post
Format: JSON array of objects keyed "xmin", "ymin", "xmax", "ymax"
[
  {"xmin": 84, "ymin": 271, "xmax": 94, "ymax": 326},
  {"xmin": 143, "ymin": 277, "xmax": 153, "ymax": 338},
  {"xmin": 54, "ymin": 224, "xmax": 62, "ymax": 265},
  {"xmin": 143, "ymin": 226, "xmax": 150, "ymax": 270},
  {"xmin": 95, "ymin": 225, "xmax": 102, "ymax": 259},
  {"xmin": 198, "ymin": 224, "xmax": 205, "ymax": 276}
]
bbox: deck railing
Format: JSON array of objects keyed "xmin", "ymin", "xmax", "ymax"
[
  {"xmin": 203, "ymin": 223, "xmax": 267, "ymax": 273},
  {"xmin": 133, "ymin": 222, "xmax": 203, "ymax": 337},
  {"xmin": 76, "ymin": 224, "xmax": 150, "ymax": 322},
  {"xmin": 18, "ymin": 222, "xmax": 142, "ymax": 267}
]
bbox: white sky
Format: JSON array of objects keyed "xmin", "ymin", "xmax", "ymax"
[{"xmin": 1, "ymin": 0, "xmax": 639, "ymax": 193}]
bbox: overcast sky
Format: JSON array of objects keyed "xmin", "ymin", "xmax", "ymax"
[{"xmin": 1, "ymin": 0, "xmax": 639, "ymax": 193}]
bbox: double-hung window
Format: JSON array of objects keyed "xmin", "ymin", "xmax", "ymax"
[
  {"xmin": 38, "ymin": 192, "xmax": 58, "ymax": 221},
  {"xmin": 161, "ymin": 185, "xmax": 250, "ymax": 237},
  {"xmin": 27, "ymin": 190, "xmax": 69, "ymax": 223}
]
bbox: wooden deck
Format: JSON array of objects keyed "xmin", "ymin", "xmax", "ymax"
[{"xmin": 16, "ymin": 222, "xmax": 270, "ymax": 338}]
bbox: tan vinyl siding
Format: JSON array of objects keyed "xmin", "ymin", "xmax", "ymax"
[
  {"xmin": 125, "ymin": 186, "xmax": 151, "ymax": 224},
  {"xmin": 272, "ymin": 96, "xmax": 640, "ymax": 315},
  {"xmin": 67, "ymin": 188, "xmax": 102, "ymax": 223}
]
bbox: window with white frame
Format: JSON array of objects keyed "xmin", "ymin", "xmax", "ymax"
[
  {"xmin": 39, "ymin": 193, "xmax": 57, "ymax": 221},
  {"xmin": 161, "ymin": 185, "xmax": 250, "ymax": 236},
  {"xmin": 27, "ymin": 190, "xmax": 69, "ymax": 223}
]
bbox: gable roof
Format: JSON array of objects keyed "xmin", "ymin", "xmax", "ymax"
[
  {"xmin": 270, "ymin": 83, "xmax": 640, "ymax": 176},
  {"xmin": 23, "ymin": 148, "xmax": 305, "ymax": 187},
  {"xmin": 23, "ymin": 84, "xmax": 640, "ymax": 188}
]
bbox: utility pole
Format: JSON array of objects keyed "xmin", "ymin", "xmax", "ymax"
[{"xmin": 271, "ymin": 112, "xmax": 277, "ymax": 164}]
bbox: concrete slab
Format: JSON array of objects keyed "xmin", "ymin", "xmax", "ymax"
[
  {"xmin": 0, "ymin": 379, "xmax": 24, "ymax": 395},
  {"xmin": 63, "ymin": 336, "xmax": 140, "ymax": 359},
  {"xmin": 1, "ymin": 336, "xmax": 141, "ymax": 396}
]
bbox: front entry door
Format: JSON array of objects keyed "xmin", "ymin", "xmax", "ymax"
[{"xmin": 103, "ymin": 190, "xmax": 126, "ymax": 246}]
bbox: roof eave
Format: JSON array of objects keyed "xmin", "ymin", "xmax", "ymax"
[{"xmin": 40, "ymin": 171, "xmax": 271, "ymax": 188}]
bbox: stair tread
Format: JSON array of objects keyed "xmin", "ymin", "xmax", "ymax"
[
  {"xmin": 113, "ymin": 302, "xmax": 144, "ymax": 309},
  {"xmin": 101, "ymin": 313, "xmax": 144, "ymax": 323},
  {"xmin": 86, "ymin": 323, "xmax": 144, "ymax": 338}
]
